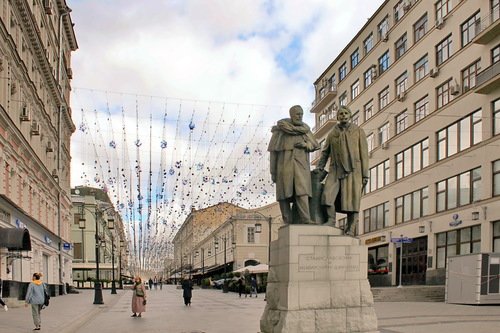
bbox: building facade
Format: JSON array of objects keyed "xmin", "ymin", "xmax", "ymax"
[
  {"xmin": 171, "ymin": 202, "xmax": 283, "ymax": 281},
  {"xmin": 0, "ymin": 0, "xmax": 77, "ymax": 299},
  {"xmin": 172, "ymin": 202, "xmax": 244, "ymax": 276},
  {"xmin": 70, "ymin": 187, "xmax": 128, "ymax": 289},
  {"xmin": 310, "ymin": 0, "xmax": 499, "ymax": 286}
]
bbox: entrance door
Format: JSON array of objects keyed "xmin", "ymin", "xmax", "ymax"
[{"xmin": 396, "ymin": 236, "xmax": 427, "ymax": 285}]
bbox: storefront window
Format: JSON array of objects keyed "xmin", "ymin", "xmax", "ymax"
[{"xmin": 368, "ymin": 245, "xmax": 389, "ymax": 274}]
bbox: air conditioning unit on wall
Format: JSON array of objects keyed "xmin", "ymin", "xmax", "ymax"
[
  {"xmin": 436, "ymin": 17, "xmax": 445, "ymax": 29},
  {"xmin": 430, "ymin": 67, "xmax": 439, "ymax": 78}
]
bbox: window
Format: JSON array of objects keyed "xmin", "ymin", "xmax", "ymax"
[
  {"xmin": 351, "ymin": 80, "xmax": 360, "ymax": 100},
  {"xmin": 414, "ymin": 13, "xmax": 428, "ymax": 43},
  {"xmin": 435, "ymin": 0, "xmax": 452, "ymax": 20},
  {"xmin": 415, "ymin": 95, "xmax": 429, "ymax": 122},
  {"xmin": 494, "ymin": 221, "xmax": 500, "ymax": 252},
  {"xmin": 436, "ymin": 225, "xmax": 481, "ymax": 268},
  {"xmin": 366, "ymin": 160, "xmax": 390, "ymax": 194},
  {"xmin": 396, "ymin": 71, "xmax": 408, "ymax": 95},
  {"xmin": 493, "ymin": 0, "xmax": 500, "ymax": 22},
  {"xmin": 378, "ymin": 16, "xmax": 389, "ymax": 41},
  {"xmin": 394, "ymin": 0, "xmax": 405, "ymax": 22},
  {"xmin": 437, "ymin": 79, "xmax": 453, "ymax": 108},
  {"xmin": 379, "ymin": 86, "xmax": 390, "ymax": 110},
  {"xmin": 367, "ymin": 133, "xmax": 375, "ymax": 152},
  {"xmin": 368, "ymin": 245, "xmax": 389, "ymax": 275},
  {"xmin": 379, "ymin": 122, "xmax": 390, "ymax": 145},
  {"xmin": 351, "ymin": 48, "xmax": 360, "ymax": 69},
  {"xmin": 339, "ymin": 91, "xmax": 347, "ymax": 106},
  {"xmin": 364, "ymin": 33, "xmax": 374, "ymax": 55},
  {"xmin": 461, "ymin": 11, "xmax": 481, "ymax": 46},
  {"xmin": 364, "ymin": 66, "xmax": 375, "ymax": 88},
  {"xmin": 396, "ymin": 138, "xmax": 429, "ymax": 180},
  {"xmin": 395, "ymin": 187, "xmax": 429, "ymax": 224},
  {"xmin": 352, "ymin": 111, "xmax": 359, "ymax": 126},
  {"xmin": 461, "ymin": 60, "xmax": 481, "ymax": 92},
  {"xmin": 364, "ymin": 99, "xmax": 374, "ymax": 121},
  {"xmin": 363, "ymin": 202, "xmax": 389, "ymax": 233},
  {"xmin": 414, "ymin": 54, "xmax": 428, "ymax": 82},
  {"xmin": 436, "ymin": 168, "xmax": 481, "ymax": 212},
  {"xmin": 247, "ymin": 226, "xmax": 255, "ymax": 243},
  {"xmin": 379, "ymin": 51, "xmax": 390, "ymax": 74},
  {"xmin": 494, "ymin": 99, "xmax": 500, "ymax": 135},
  {"xmin": 339, "ymin": 62, "xmax": 347, "ymax": 81},
  {"xmin": 437, "ymin": 109, "xmax": 482, "ymax": 160},
  {"xmin": 395, "ymin": 33, "xmax": 407, "ymax": 60},
  {"xmin": 493, "ymin": 44, "xmax": 500, "ymax": 64},
  {"xmin": 494, "ymin": 160, "xmax": 500, "ymax": 197},
  {"xmin": 73, "ymin": 243, "xmax": 82, "ymax": 260},
  {"xmin": 395, "ymin": 110, "xmax": 408, "ymax": 134},
  {"xmin": 436, "ymin": 34, "xmax": 453, "ymax": 65}
]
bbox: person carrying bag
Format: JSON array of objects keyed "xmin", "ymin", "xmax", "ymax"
[{"xmin": 131, "ymin": 276, "xmax": 147, "ymax": 317}]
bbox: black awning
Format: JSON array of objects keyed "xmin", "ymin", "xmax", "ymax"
[{"xmin": 0, "ymin": 228, "xmax": 32, "ymax": 251}]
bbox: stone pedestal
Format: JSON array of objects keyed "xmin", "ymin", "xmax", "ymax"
[{"xmin": 260, "ymin": 225, "xmax": 378, "ymax": 333}]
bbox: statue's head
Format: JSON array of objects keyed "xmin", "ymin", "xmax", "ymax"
[
  {"xmin": 289, "ymin": 105, "xmax": 304, "ymax": 125},
  {"xmin": 337, "ymin": 106, "xmax": 352, "ymax": 125}
]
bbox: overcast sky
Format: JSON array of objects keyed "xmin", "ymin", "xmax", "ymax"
[
  {"xmin": 66, "ymin": 0, "xmax": 385, "ymax": 266},
  {"xmin": 68, "ymin": 0, "xmax": 384, "ymax": 119}
]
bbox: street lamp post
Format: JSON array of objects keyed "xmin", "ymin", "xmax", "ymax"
[
  {"xmin": 255, "ymin": 216, "xmax": 272, "ymax": 265},
  {"xmin": 119, "ymin": 239, "xmax": 124, "ymax": 289},
  {"xmin": 93, "ymin": 211, "xmax": 104, "ymax": 305},
  {"xmin": 107, "ymin": 218, "xmax": 117, "ymax": 294}
]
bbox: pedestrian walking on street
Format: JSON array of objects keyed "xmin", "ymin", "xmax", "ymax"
[
  {"xmin": 25, "ymin": 273, "xmax": 47, "ymax": 330},
  {"xmin": 238, "ymin": 277, "xmax": 246, "ymax": 298},
  {"xmin": 153, "ymin": 276, "xmax": 158, "ymax": 290},
  {"xmin": 148, "ymin": 277, "xmax": 153, "ymax": 291},
  {"xmin": 0, "ymin": 279, "xmax": 8, "ymax": 311},
  {"xmin": 131, "ymin": 276, "xmax": 147, "ymax": 318},
  {"xmin": 181, "ymin": 278, "xmax": 193, "ymax": 306},
  {"xmin": 159, "ymin": 277, "xmax": 163, "ymax": 290},
  {"xmin": 250, "ymin": 276, "xmax": 258, "ymax": 297}
]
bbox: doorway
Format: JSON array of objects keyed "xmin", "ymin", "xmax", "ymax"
[{"xmin": 396, "ymin": 236, "xmax": 427, "ymax": 285}]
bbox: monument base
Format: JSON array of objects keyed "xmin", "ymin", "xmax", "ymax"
[{"xmin": 260, "ymin": 225, "xmax": 378, "ymax": 333}]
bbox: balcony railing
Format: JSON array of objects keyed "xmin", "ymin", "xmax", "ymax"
[
  {"xmin": 474, "ymin": 8, "xmax": 500, "ymax": 44},
  {"xmin": 310, "ymin": 82, "xmax": 337, "ymax": 113},
  {"xmin": 475, "ymin": 61, "xmax": 500, "ymax": 94}
]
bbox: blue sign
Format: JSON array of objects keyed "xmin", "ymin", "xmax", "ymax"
[
  {"xmin": 63, "ymin": 243, "xmax": 71, "ymax": 250},
  {"xmin": 449, "ymin": 214, "xmax": 462, "ymax": 227},
  {"xmin": 391, "ymin": 237, "xmax": 413, "ymax": 243}
]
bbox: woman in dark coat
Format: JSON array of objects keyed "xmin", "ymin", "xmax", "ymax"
[{"xmin": 181, "ymin": 278, "xmax": 193, "ymax": 306}]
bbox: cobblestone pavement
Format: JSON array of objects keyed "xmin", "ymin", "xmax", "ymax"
[{"xmin": 0, "ymin": 285, "xmax": 499, "ymax": 332}]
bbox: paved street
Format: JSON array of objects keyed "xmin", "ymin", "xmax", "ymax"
[{"xmin": 0, "ymin": 285, "xmax": 499, "ymax": 332}]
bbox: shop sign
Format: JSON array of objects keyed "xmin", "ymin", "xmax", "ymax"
[
  {"xmin": 365, "ymin": 236, "xmax": 385, "ymax": 245},
  {"xmin": 63, "ymin": 243, "xmax": 71, "ymax": 250},
  {"xmin": 0, "ymin": 208, "xmax": 10, "ymax": 223}
]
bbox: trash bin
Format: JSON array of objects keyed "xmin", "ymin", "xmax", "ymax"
[{"xmin": 223, "ymin": 279, "xmax": 229, "ymax": 293}]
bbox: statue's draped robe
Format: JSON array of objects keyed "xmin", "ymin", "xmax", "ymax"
[{"xmin": 268, "ymin": 119, "xmax": 319, "ymax": 201}]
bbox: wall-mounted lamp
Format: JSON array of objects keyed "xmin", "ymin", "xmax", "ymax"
[
  {"xmin": 78, "ymin": 218, "xmax": 86, "ymax": 229},
  {"xmin": 419, "ymin": 225, "xmax": 425, "ymax": 233},
  {"xmin": 471, "ymin": 211, "xmax": 480, "ymax": 221},
  {"xmin": 255, "ymin": 223, "xmax": 262, "ymax": 233}
]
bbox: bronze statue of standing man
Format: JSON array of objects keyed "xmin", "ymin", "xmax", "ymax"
[
  {"xmin": 268, "ymin": 105, "xmax": 320, "ymax": 224},
  {"xmin": 316, "ymin": 106, "xmax": 369, "ymax": 235}
]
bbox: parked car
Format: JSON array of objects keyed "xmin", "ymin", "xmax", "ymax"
[{"xmin": 213, "ymin": 279, "xmax": 225, "ymax": 289}]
